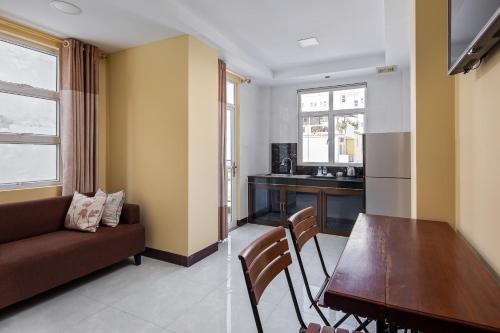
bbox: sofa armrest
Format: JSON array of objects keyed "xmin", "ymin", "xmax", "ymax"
[{"xmin": 120, "ymin": 204, "xmax": 140, "ymax": 224}]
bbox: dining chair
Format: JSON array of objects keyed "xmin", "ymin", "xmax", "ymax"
[
  {"xmin": 238, "ymin": 226, "xmax": 352, "ymax": 333},
  {"xmin": 287, "ymin": 207, "xmax": 371, "ymax": 333}
]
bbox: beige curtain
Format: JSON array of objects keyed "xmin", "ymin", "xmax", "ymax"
[
  {"xmin": 60, "ymin": 39, "xmax": 100, "ymax": 195},
  {"xmin": 218, "ymin": 59, "xmax": 228, "ymax": 241}
]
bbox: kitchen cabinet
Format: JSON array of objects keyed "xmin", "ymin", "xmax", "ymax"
[
  {"xmin": 248, "ymin": 183, "xmax": 320, "ymax": 228},
  {"xmin": 284, "ymin": 189, "xmax": 320, "ymax": 222},
  {"xmin": 248, "ymin": 175, "xmax": 364, "ymax": 236},
  {"xmin": 248, "ymin": 184, "xmax": 283, "ymax": 226},
  {"xmin": 322, "ymin": 188, "xmax": 365, "ymax": 236}
]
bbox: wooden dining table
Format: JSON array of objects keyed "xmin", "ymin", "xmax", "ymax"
[{"xmin": 320, "ymin": 213, "xmax": 500, "ymax": 333}]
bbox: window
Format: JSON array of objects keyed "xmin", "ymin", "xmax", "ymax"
[
  {"xmin": 298, "ymin": 84, "xmax": 366, "ymax": 165},
  {"xmin": 0, "ymin": 37, "xmax": 60, "ymax": 188}
]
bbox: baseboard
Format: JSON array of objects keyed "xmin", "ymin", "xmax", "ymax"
[
  {"xmin": 237, "ymin": 217, "xmax": 248, "ymax": 227},
  {"xmin": 187, "ymin": 242, "xmax": 218, "ymax": 266},
  {"xmin": 143, "ymin": 242, "xmax": 218, "ymax": 267},
  {"xmin": 143, "ymin": 247, "xmax": 187, "ymax": 266}
]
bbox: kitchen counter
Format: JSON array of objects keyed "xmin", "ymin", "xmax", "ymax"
[
  {"xmin": 248, "ymin": 173, "xmax": 364, "ymax": 189},
  {"xmin": 247, "ymin": 173, "xmax": 365, "ymax": 236}
]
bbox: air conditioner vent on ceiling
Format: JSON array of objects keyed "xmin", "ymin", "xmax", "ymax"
[{"xmin": 376, "ymin": 65, "xmax": 398, "ymax": 74}]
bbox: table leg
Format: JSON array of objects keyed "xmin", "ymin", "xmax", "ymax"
[
  {"xmin": 376, "ymin": 320, "xmax": 386, "ymax": 333},
  {"xmin": 388, "ymin": 324, "xmax": 398, "ymax": 333}
]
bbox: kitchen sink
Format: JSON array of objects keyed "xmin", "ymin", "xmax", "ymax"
[{"xmin": 265, "ymin": 174, "xmax": 311, "ymax": 179}]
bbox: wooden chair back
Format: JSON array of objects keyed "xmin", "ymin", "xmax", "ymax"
[
  {"xmin": 238, "ymin": 226, "xmax": 292, "ymax": 305},
  {"xmin": 288, "ymin": 206, "xmax": 320, "ymax": 252}
]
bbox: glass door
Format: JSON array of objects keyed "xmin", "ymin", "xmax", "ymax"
[
  {"xmin": 226, "ymin": 80, "xmax": 237, "ymax": 230},
  {"xmin": 284, "ymin": 189, "xmax": 320, "ymax": 223},
  {"xmin": 323, "ymin": 188, "xmax": 364, "ymax": 236},
  {"xmin": 249, "ymin": 184, "xmax": 283, "ymax": 227}
]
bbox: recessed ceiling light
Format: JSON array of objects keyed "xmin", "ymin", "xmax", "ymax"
[
  {"xmin": 298, "ymin": 37, "xmax": 319, "ymax": 48},
  {"xmin": 50, "ymin": 1, "xmax": 82, "ymax": 15}
]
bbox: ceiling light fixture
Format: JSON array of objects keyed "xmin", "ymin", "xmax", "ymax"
[
  {"xmin": 49, "ymin": 0, "xmax": 82, "ymax": 15},
  {"xmin": 298, "ymin": 37, "xmax": 319, "ymax": 48}
]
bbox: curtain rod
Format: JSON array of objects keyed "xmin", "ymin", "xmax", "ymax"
[
  {"xmin": 227, "ymin": 69, "xmax": 249, "ymax": 82},
  {"xmin": 1, "ymin": 18, "xmax": 108, "ymax": 58}
]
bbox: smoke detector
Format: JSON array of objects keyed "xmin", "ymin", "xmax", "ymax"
[{"xmin": 50, "ymin": 1, "xmax": 82, "ymax": 15}]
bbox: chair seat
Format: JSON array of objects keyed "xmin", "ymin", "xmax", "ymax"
[{"xmin": 306, "ymin": 323, "xmax": 349, "ymax": 333}]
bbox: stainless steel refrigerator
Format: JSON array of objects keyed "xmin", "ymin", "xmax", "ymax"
[{"xmin": 364, "ymin": 132, "xmax": 411, "ymax": 218}]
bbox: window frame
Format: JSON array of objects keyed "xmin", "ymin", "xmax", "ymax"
[
  {"xmin": 0, "ymin": 34, "xmax": 61, "ymax": 189},
  {"xmin": 297, "ymin": 83, "xmax": 366, "ymax": 167}
]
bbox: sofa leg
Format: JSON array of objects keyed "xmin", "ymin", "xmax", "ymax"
[{"xmin": 134, "ymin": 254, "xmax": 142, "ymax": 266}]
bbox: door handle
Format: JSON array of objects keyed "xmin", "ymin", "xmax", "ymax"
[{"xmin": 232, "ymin": 162, "xmax": 237, "ymax": 177}]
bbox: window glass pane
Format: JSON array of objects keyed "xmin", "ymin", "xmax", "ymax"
[
  {"xmin": 226, "ymin": 109, "xmax": 232, "ymax": 160},
  {"xmin": 0, "ymin": 92, "xmax": 57, "ymax": 135},
  {"xmin": 334, "ymin": 114, "xmax": 364, "ymax": 164},
  {"xmin": 300, "ymin": 92, "xmax": 329, "ymax": 112},
  {"xmin": 0, "ymin": 144, "xmax": 57, "ymax": 184},
  {"xmin": 301, "ymin": 116, "xmax": 329, "ymax": 163},
  {"xmin": 333, "ymin": 87, "xmax": 365, "ymax": 110},
  {"xmin": 0, "ymin": 40, "xmax": 57, "ymax": 91},
  {"xmin": 227, "ymin": 81, "xmax": 235, "ymax": 105}
]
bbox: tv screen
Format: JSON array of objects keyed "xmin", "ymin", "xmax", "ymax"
[{"xmin": 449, "ymin": 0, "xmax": 500, "ymax": 74}]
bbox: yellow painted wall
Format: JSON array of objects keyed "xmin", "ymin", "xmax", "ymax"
[
  {"xmin": 107, "ymin": 35, "xmax": 218, "ymax": 257},
  {"xmin": 186, "ymin": 37, "xmax": 219, "ymax": 255},
  {"xmin": 107, "ymin": 36, "xmax": 189, "ymax": 255},
  {"xmin": 455, "ymin": 46, "xmax": 500, "ymax": 274},
  {"xmin": 0, "ymin": 186, "xmax": 62, "ymax": 204},
  {"xmin": 410, "ymin": 0, "xmax": 455, "ymax": 224}
]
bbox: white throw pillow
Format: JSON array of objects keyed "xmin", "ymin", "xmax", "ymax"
[
  {"xmin": 65, "ymin": 192, "xmax": 106, "ymax": 232},
  {"xmin": 95, "ymin": 189, "xmax": 125, "ymax": 227}
]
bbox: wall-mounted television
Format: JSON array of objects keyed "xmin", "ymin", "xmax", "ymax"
[{"xmin": 448, "ymin": 0, "xmax": 500, "ymax": 75}]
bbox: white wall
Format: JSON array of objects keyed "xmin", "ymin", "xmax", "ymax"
[
  {"xmin": 237, "ymin": 69, "xmax": 410, "ymax": 219},
  {"xmin": 269, "ymin": 69, "xmax": 411, "ymax": 143},
  {"xmin": 238, "ymin": 83, "xmax": 271, "ymax": 219}
]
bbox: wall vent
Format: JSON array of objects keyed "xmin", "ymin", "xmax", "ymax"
[{"xmin": 376, "ymin": 65, "xmax": 398, "ymax": 74}]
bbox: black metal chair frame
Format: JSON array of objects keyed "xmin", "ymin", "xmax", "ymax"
[
  {"xmin": 288, "ymin": 219, "xmax": 372, "ymax": 333},
  {"xmin": 239, "ymin": 253, "xmax": 309, "ymax": 333}
]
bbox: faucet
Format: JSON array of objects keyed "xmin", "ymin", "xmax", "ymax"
[{"xmin": 281, "ymin": 157, "xmax": 294, "ymax": 175}]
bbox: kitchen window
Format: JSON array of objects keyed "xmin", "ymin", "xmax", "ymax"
[
  {"xmin": 298, "ymin": 83, "xmax": 365, "ymax": 166},
  {"xmin": 0, "ymin": 36, "xmax": 60, "ymax": 188}
]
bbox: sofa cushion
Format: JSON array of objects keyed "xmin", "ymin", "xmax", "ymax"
[
  {"xmin": 64, "ymin": 192, "xmax": 106, "ymax": 232},
  {"xmin": 0, "ymin": 224, "xmax": 145, "ymax": 309},
  {"xmin": 95, "ymin": 189, "xmax": 125, "ymax": 227},
  {"xmin": 0, "ymin": 195, "xmax": 73, "ymax": 244}
]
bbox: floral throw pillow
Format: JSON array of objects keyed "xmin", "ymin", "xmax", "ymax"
[
  {"xmin": 64, "ymin": 192, "xmax": 106, "ymax": 232},
  {"xmin": 95, "ymin": 189, "xmax": 125, "ymax": 227}
]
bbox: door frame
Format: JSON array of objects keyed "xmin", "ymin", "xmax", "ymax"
[{"xmin": 226, "ymin": 73, "xmax": 240, "ymax": 230}]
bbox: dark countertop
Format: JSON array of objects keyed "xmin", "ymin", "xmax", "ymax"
[{"xmin": 248, "ymin": 173, "xmax": 364, "ymax": 189}]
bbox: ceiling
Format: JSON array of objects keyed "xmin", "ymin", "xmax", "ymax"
[
  {"xmin": 181, "ymin": 0, "xmax": 386, "ymax": 71},
  {"xmin": 0, "ymin": 0, "xmax": 410, "ymax": 84}
]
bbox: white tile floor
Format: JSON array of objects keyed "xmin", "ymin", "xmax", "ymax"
[{"xmin": 0, "ymin": 224, "xmax": 377, "ymax": 333}]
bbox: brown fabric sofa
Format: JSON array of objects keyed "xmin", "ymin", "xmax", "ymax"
[{"xmin": 0, "ymin": 194, "xmax": 145, "ymax": 310}]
